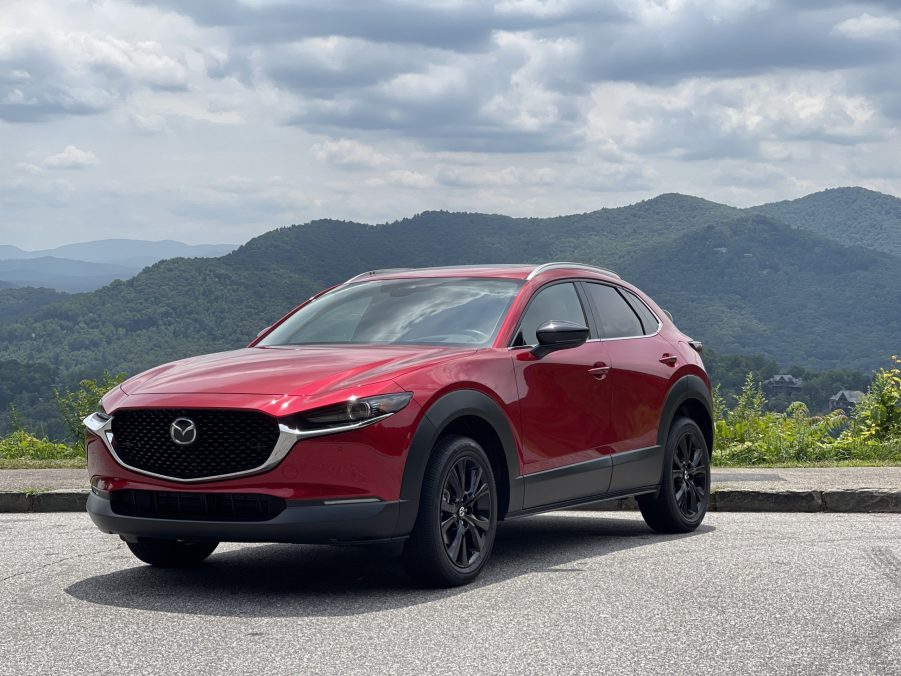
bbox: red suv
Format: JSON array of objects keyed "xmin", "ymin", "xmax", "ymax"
[{"xmin": 84, "ymin": 263, "xmax": 712, "ymax": 586}]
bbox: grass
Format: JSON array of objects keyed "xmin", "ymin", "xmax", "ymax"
[
  {"xmin": 0, "ymin": 458, "xmax": 86, "ymax": 470},
  {"xmin": 713, "ymin": 458, "xmax": 901, "ymax": 469}
]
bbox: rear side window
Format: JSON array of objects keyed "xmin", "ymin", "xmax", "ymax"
[
  {"xmin": 583, "ymin": 283, "xmax": 643, "ymax": 339},
  {"xmin": 513, "ymin": 282, "xmax": 587, "ymax": 346},
  {"xmin": 621, "ymin": 289, "xmax": 660, "ymax": 335}
]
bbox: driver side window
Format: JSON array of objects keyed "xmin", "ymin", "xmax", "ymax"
[{"xmin": 513, "ymin": 282, "xmax": 587, "ymax": 346}]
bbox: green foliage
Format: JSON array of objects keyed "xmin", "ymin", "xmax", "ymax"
[
  {"xmin": 0, "ymin": 429, "xmax": 80, "ymax": 461},
  {"xmin": 715, "ymin": 358, "xmax": 901, "ymax": 466},
  {"xmin": 751, "ymin": 187, "xmax": 901, "ymax": 257},
  {"xmin": 840, "ymin": 356, "xmax": 901, "ymax": 444},
  {"xmin": 0, "ymin": 359, "xmax": 61, "ymax": 438},
  {"xmin": 0, "ymin": 194, "xmax": 897, "ymax": 388},
  {"xmin": 53, "ymin": 372, "xmax": 128, "ymax": 444},
  {"xmin": 0, "ymin": 286, "xmax": 69, "ymax": 323}
]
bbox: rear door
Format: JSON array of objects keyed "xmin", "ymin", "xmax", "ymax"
[
  {"xmin": 512, "ymin": 281, "xmax": 614, "ymax": 508},
  {"xmin": 581, "ymin": 282, "xmax": 673, "ymax": 492}
]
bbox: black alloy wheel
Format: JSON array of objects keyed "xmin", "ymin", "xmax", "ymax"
[
  {"xmin": 403, "ymin": 435, "xmax": 498, "ymax": 587},
  {"xmin": 638, "ymin": 416, "xmax": 710, "ymax": 533},
  {"xmin": 672, "ymin": 429, "xmax": 708, "ymax": 520},
  {"xmin": 440, "ymin": 456, "xmax": 493, "ymax": 568}
]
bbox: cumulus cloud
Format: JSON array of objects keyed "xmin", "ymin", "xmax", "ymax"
[
  {"xmin": 42, "ymin": 146, "xmax": 99, "ymax": 169},
  {"xmin": 312, "ymin": 138, "xmax": 394, "ymax": 168},
  {"xmin": 1, "ymin": 0, "xmax": 900, "ymax": 248},
  {"xmin": 833, "ymin": 13, "xmax": 901, "ymax": 39}
]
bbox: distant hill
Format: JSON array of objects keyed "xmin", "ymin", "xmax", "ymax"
[
  {"xmin": 0, "ymin": 239, "xmax": 237, "ymax": 292},
  {"xmin": 0, "ymin": 257, "xmax": 137, "ymax": 293},
  {"xmin": 0, "ymin": 286, "xmax": 69, "ymax": 324},
  {"xmin": 0, "ymin": 193, "xmax": 898, "ymax": 375},
  {"xmin": 0, "ymin": 239, "xmax": 236, "ymax": 266},
  {"xmin": 749, "ymin": 187, "xmax": 901, "ymax": 257}
]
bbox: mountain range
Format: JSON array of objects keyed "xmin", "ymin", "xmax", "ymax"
[
  {"xmin": 0, "ymin": 186, "xmax": 897, "ymax": 380},
  {"xmin": 0, "ymin": 239, "xmax": 236, "ymax": 292}
]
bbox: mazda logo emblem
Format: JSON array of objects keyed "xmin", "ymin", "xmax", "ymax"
[{"xmin": 170, "ymin": 417, "xmax": 198, "ymax": 446}]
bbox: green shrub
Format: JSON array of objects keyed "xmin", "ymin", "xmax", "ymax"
[
  {"xmin": 0, "ymin": 429, "xmax": 81, "ymax": 461},
  {"xmin": 54, "ymin": 372, "xmax": 128, "ymax": 444},
  {"xmin": 715, "ymin": 360, "xmax": 901, "ymax": 466}
]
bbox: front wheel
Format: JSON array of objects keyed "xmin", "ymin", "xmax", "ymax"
[
  {"xmin": 126, "ymin": 538, "xmax": 218, "ymax": 567},
  {"xmin": 638, "ymin": 417, "xmax": 710, "ymax": 533},
  {"xmin": 402, "ymin": 435, "xmax": 498, "ymax": 587}
]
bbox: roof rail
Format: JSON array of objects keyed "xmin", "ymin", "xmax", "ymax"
[
  {"xmin": 343, "ymin": 268, "xmax": 414, "ymax": 284},
  {"xmin": 526, "ymin": 262, "xmax": 620, "ymax": 280}
]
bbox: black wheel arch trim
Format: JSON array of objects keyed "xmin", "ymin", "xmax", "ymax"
[
  {"xmin": 657, "ymin": 374, "xmax": 713, "ymax": 457},
  {"xmin": 396, "ymin": 389, "xmax": 523, "ymax": 535}
]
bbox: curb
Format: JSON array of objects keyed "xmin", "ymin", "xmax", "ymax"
[
  {"xmin": 574, "ymin": 489, "xmax": 901, "ymax": 514},
  {"xmin": 1, "ymin": 489, "xmax": 900, "ymax": 513},
  {"xmin": 0, "ymin": 489, "xmax": 89, "ymax": 513}
]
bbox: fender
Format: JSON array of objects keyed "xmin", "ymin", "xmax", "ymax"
[
  {"xmin": 394, "ymin": 389, "xmax": 523, "ymax": 535},
  {"xmin": 657, "ymin": 374, "xmax": 713, "ymax": 449}
]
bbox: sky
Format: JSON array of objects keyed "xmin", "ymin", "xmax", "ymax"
[{"xmin": 1, "ymin": 0, "xmax": 900, "ymax": 249}]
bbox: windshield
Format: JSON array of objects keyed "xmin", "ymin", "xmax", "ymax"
[{"xmin": 258, "ymin": 277, "xmax": 523, "ymax": 347}]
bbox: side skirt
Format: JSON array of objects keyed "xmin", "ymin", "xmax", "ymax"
[
  {"xmin": 505, "ymin": 485, "xmax": 659, "ymax": 519},
  {"xmin": 512, "ymin": 444, "xmax": 664, "ymax": 517}
]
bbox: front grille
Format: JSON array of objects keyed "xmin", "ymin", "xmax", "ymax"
[
  {"xmin": 111, "ymin": 489, "xmax": 286, "ymax": 521},
  {"xmin": 111, "ymin": 408, "xmax": 280, "ymax": 480}
]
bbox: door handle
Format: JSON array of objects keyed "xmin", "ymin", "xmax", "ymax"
[
  {"xmin": 659, "ymin": 354, "xmax": 678, "ymax": 366},
  {"xmin": 588, "ymin": 362, "xmax": 610, "ymax": 379}
]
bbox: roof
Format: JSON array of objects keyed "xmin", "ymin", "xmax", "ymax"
[
  {"xmin": 764, "ymin": 374, "xmax": 803, "ymax": 385},
  {"xmin": 343, "ymin": 262, "xmax": 621, "ymax": 284},
  {"xmin": 830, "ymin": 390, "xmax": 865, "ymax": 403}
]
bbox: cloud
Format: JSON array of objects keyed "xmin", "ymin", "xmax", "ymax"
[
  {"xmin": 833, "ymin": 13, "xmax": 901, "ymax": 39},
  {"xmin": 577, "ymin": 5, "xmax": 896, "ymax": 85},
  {"xmin": 366, "ymin": 170, "xmax": 436, "ymax": 189},
  {"xmin": 42, "ymin": 146, "xmax": 99, "ymax": 169},
  {"xmin": 312, "ymin": 138, "xmax": 394, "ymax": 168},
  {"xmin": 140, "ymin": 0, "xmax": 625, "ymax": 51},
  {"xmin": 1, "ymin": 0, "xmax": 901, "ymax": 248}
]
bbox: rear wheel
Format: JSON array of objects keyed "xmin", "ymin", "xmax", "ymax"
[
  {"xmin": 126, "ymin": 538, "xmax": 218, "ymax": 567},
  {"xmin": 638, "ymin": 417, "xmax": 710, "ymax": 533},
  {"xmin": 403, "ymin": 435, "xmax": 497, "ymax": 587}
]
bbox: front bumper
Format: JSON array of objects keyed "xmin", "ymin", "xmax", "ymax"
[{"xmin": 87, "ymin": 491, "xmax": 403, "ymax": 544}]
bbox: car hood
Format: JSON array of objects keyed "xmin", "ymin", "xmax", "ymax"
[{"xmin": 119, "ymin": 345, "xmax": 475, "ymax": 396}]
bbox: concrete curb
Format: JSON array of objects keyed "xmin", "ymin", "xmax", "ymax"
[
  {"xmin": 574, "ymin": 489, "xmax": 901, "ymax": 513},
  {"xmin": 0, "ymin": 490, "xmax": 89, "ymax": 513},
  {"xmin": 0, "ymin": 488, "xmax": 900, "ymax": 513}
]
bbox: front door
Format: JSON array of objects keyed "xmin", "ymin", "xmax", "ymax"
[{"xmin": 511, "ymin": 281, "xmax": 614, "ymax": 508}]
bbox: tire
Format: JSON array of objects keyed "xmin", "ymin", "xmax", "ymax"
[
  {"xmin": 638, "ymin": 417, "xmax": 710, "ymax": 534},
  {"xmin": 126, "ymin": 538, "xmax": 218, "ymax": 567},
  {"xmin": 402, "ymin": 435, "xmax": 498, "ymax": 587}
]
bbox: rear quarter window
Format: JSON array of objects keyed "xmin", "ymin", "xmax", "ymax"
[
  {"xmin": 621, "ymin": 289, "xmax": 660, "ymax": 335},
  {"xmin": 583, "ymin": 282, "xmax": 644, "ymax": 339}
]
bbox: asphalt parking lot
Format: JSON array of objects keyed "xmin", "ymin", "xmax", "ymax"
[{"xmin": 1, "ymin": 511, "xmax": 899, "ymax": 675}]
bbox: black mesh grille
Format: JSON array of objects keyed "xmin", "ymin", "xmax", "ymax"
[
  {"xmin": 111, "ymin": 409, "xmax": 280, "ymax": 480},
  {"xmin": 111, "ymin": 489, "xmax": 285, "ymax": 521}
]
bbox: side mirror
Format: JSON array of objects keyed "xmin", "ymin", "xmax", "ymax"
[
  {"xmin": 532, "ymin": 320, "xmax": 590, "ymax": 358},
  {"xmin": 256, "ymin": 326, "xmax": 271, "ymax": 339}
]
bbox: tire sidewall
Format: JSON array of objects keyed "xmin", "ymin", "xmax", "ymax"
[
  {"xmin": 660, "ymin": 418, "xmax": 710, "ymax": 529},
  {"xmin": 407, "ymin": 435, "xmax": 498, "ymax": 586}
]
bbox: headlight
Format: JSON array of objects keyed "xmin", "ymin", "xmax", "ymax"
[
  {"xmin": 283, "ymin": 392, "xmax": 412, "ymax": 433},
  {"xmin": 96, "ymin": 401, "xmax": 110, "ymax": 421}
]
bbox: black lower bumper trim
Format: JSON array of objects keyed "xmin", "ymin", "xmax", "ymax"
[{"xmin": 87, "ymin": 492, "xmax": 403, "ymax": 544}]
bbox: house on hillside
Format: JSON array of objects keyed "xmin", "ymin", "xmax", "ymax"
[
  {"xmin": 763, "ymin": 374, "xmax": 803, "ymax": 397},
  {"xmin": 829, "ymin": 390, "xmax": 865, "ymax": 413}
]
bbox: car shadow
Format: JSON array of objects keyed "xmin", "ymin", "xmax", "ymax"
[{"xmin": 65, "ymin": 512, "xmax": 714, "ymax": 618}]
